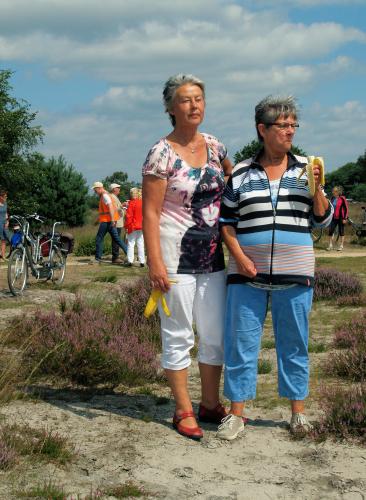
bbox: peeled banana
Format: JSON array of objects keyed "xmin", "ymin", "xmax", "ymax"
[
  {"xmin": 298, "ymin": 156, "xmax": 325, "ymax": 196},
  {"xmin": 144, "ymin": 280, "xmax": 177, "ymax": 318}
]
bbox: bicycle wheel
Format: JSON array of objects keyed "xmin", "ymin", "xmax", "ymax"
[
  {"xmin": 7, "ymin": 248, "xmax": 28, "ymax": 296},
  {"xmin": 50, "ymin": 247, "xmax": 66, "ymax": 285},
  {"xmin": 311, "ymin": 227, "xmax": 323, "ymax": 243}
]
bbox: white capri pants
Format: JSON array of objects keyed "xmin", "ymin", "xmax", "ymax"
[
  {"xmin": 159, "ymin": 270, "xmax": 226, "ymax": 370},
  {"xmin": 127, "ymin": 230, "xmax": 145, "ymax": 264}
]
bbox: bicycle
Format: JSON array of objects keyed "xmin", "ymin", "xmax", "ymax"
[
  {"xmin": 347, "ymin": 206, "xmax": 366, "ymax": 239},
  {"xmin": 7, "ymin": 214, "xmax": 68, "ymax": 296}
]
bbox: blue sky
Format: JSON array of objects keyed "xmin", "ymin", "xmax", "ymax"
[{"xmin": 1, "ymin": 0, "xmax": 365, "ymax": 185}]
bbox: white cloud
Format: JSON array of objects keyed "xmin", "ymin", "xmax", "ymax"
[{"xmin": 1, "ymin": 0, "xmax": 365, "ymax": 182}]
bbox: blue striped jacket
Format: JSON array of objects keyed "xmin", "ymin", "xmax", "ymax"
[{"xmin": 220, "ymin": 152, "xmax": 333, "ymax": 287}]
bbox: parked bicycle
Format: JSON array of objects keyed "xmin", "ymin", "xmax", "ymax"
[
  {"xmin": 348, "ymin": 206, "xmax": 366, "ymax": 239},
  {"xmin": 7, "ymin": 214, "xmax": 71, "ymax": 296}
]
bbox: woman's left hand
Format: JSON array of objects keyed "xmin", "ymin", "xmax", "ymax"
[{"xmin": 311, "ymin": 164, "xmax": 323, "ymax": 188}]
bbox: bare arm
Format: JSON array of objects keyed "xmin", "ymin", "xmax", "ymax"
[
  {"xmin": 222, "ymin": 157, "xmax": 233, "ymax": 181},
  {"xmin": 221, "ymin": 225, "xmax": 257, "ymax": 278},
  {"xmin": 142, "ymin": 175, "xmax": 171, "ymax": 292}
]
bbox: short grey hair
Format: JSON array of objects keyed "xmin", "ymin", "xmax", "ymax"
[
  {"xmin": 163, "ymin": 73, "xmax": 205, "ymax": 126},
  {"xmin": 255, "ymin": 95, "xmax": 299, "ymax": 142}
]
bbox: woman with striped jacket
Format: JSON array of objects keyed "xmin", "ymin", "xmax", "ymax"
[{"xmin": 217, "ymin": 95, "xmax": 333, "ymax": 441}]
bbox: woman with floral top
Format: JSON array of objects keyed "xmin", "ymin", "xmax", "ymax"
[{"xmin": 142, "ymin": 74, "xmax": 232, "ymax": 440}]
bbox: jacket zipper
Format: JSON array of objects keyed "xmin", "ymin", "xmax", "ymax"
[{"xmin": 264, "ymin": 170, "xmax": 286, "ymax": 284}]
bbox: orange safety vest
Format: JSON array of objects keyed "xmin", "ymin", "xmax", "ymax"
[{"xmin": 99, "ymin": 194, "xmax": 118, "ymax": 222}]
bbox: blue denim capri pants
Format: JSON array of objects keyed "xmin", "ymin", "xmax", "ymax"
[{"xmin": 224, "ymin": 283, "xmax": 313, "ymax": 402}]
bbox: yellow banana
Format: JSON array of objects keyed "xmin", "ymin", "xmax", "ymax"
[
  {"xmin": 143, "ymin": 280, "xmax": 177, "ymax": 318},
  {"xmin": 297, "ymin": 156, "xmax": 325, "ymax": 197}
]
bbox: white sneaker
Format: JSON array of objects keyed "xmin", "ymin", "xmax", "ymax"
[
  {"xmin": 290, "ymin": 413, "xmax": 313, "ymax": 435},
  {"xmin": 326, "ymin": 246, "xmax": 333, "ymax": 251},
  {"xmin": 337, "ymin": 246, "xmax": 343, "ymax": 251},
  {"xmin": 216, "ymin": 414, "xmax": 245, "ymax": 441}
]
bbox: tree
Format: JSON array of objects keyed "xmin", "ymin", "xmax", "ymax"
[
  {"xmin": 0, "ymin": 70, "xmax": 44, "ymax": 214},
  {"xmin": 234, "ymin": 140, "xmax": 307, "ymax": 164},
  {"xmin": 325, "ymin": 151, "xmax": 366, "ymax": 198},
  {"xmin": 30, "ymin": 154, "xmax": 89, "ymax": 226},
  {"xmin": 101, "ymin": 170, "xmax": 141, "ymax": 201},
  {"xmin": 0, "ymin": 70, "xmax": 43, "ymax": 164}
]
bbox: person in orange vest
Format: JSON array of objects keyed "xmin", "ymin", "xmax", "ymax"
[{"xmin": 92, "ymin": 181, "xmax": 127, "ymax": 263}]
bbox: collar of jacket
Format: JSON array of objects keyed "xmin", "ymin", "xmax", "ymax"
[{"xmin": 250, "ymin": 148, "xmax": 301, "ymax": 171}]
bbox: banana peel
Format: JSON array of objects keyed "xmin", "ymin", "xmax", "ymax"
[
  {"xmin": 143, "ymin": 280, "xmax": 177, "ymax": 318},
  {"xmin": 297, "ymin": 156, "xmax": 325, "ymax": 197}
]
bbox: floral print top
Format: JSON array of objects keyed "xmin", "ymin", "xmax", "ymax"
[{"xmin": 142, "ymin": 133, "xmax": 227, "ymax": 274}]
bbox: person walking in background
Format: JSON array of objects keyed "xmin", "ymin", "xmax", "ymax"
[
  {"xmin": 92, "ymin": 181, "xmax": 127, "ymax": 263},
  {"xmin": 327, "ymin": 186, "xmax": 349, "ymax": 251},
  {"xmin": 109, "ymin": 182, "xmax": 125, "ymax": 264},
  {"xmin": 218, "ymin": 95, "xmax": 333, "ymax": 441},
  {"xmin": 124, "ymin": 187, "xmax": 145, "ymax": 267},
  {"xmin": 142, "ymin": 73, "xmax": 232, "ymax": 441},
  {"xmin": 0, "ymin": 189, "xmax": 10, "ymax": 261}
]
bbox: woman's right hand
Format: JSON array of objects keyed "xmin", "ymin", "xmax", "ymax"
[
  {"xmin": 148, "ymin": 261, "xmax": 171, "ymax": 293},
  {"xmin": 236, "ymin": 254, "xmax": 257, "ymax": 278}
]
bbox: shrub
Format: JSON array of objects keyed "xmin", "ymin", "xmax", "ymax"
[
  {"xmin": 314, "ymin": 268, "xmax": 363, "ymax": 301},
  {"xmin": 325, "ymin": 312, "xmax": 366, "ymax": 382},
  {"xmin": 8, "ymin": 278, "xmax": 161, "ymax": 386},
  {"xmin": 314, "ymin": 384, "xmax": 366, "ymax": 444},
  {"xmin": 103, "ymin": 482, "xmax": 148, "ymax": 498},
  {"xmin": 335, "ymin": 294, "xmax": 366, "ymax": 307},
  {"xmin": 74, "ymin": 234, "xmax": 112, "ymax": 256},
  {"xmin": 333, "ymin": 312, "xmax": 366, "ymax": 349}
]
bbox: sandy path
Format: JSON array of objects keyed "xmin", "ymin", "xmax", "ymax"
[{"xmin": 1, "ymin": 368, "xmax": 366, "ymax": 500}]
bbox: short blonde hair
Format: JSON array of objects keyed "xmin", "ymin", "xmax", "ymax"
[{"xmin": 130, "ymin": 187, "xmax": 139, "ymax": 199}]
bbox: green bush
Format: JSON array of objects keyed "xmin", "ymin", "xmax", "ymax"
[
  {"xmin": 258, "ymin": 359, "xmax": 272, "ymax": 374},
  {"xmin": 74, "ymin": 235, "xmax": 112, "ymax": 256}
]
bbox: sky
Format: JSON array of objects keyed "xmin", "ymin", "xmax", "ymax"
[{"xmin": 1, "ymin": 0, "xmax": 365, "ymax": 185}]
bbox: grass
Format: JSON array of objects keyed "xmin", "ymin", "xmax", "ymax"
[
  {"xmin": 16, "ymin": 481, "xmax": 68, "ymax": 499},
  {"xmin": 103, "ymin": 482, "xmax": 148, "ymax": 498},
  {"xmin": 261, "ymin": 338, "xmax": 275, "ymax": 349},
  {"xmin": 0, "ymin": 423, "xmax": 74, "ymax": 466},
  {"xmin": 92, "ymin": 272, "xmax": 118, "ymax": 283},
  {"xmin": 258, "ymin": 359, "xmax": 273, "ymax": 374},
  {"xmin": 308, "ymin": 341, "xmax": 327, "ymax": 353}
]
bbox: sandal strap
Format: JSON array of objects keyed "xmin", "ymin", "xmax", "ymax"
[{"xmin": 174, "ymin": 411, "xmax": 195, "ymax": 422}]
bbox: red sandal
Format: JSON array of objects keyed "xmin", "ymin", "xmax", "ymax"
[
  {"xmin": 198, "ymin": 402, "xmax": 228, "ymax": 424},
  {"xmin": 173, "ymin": 411, "xmax": 203, "ymax": 441}
]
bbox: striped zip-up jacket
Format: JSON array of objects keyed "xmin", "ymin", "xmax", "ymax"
[{"xmin": 220, "ymin": 152, "xmax": 333, "ymax": 287}]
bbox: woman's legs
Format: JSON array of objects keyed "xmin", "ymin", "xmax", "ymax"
[
  {"xmin": 127, "ymin": 231, "xmax": 137, "ymax": 263},
  {"xmin": 135, "ymin": 230, "xmax": 146, "ymax": 264},
  {"xmin": 159, "ymin": 274, "xmax": 198, "ymax": 429},
  {"xmin": 271, "ymin": 286, "xmax": 313, "ymax": 412},
  {"xmin": 223, "ymin": 284, "xmax": 268, "ymax": 413},
  {"xmin": 194, "ymin": 271, "xmax": 226, "ymax": 409}
]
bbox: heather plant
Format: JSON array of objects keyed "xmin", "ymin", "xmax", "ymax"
[
  {"xmin": 335, "ymin": 294, "xmax": 366, "ymax": 308},
  {"xmin": 326, "ymin": 313, "xmax": 366, "ymax": 381},
  {"xmin": 313, "ymin": 268, "xmax": 363, "ymax": 301},
  {"xmin": 74, "ymin": 234, "xmax": 112, "ymax": 256},
  {"xmin": 0, "ymin": 438, "xmax": 17, "ymax": 470},
  {"xmin": 314, "ymin": 384, "xmax": 366, "ymax": 444},
  {"xmin": 333, "ymin": 312, "xmax": 366, "ymax": 349},
  {"xmin": 116, "ymin": 276, "xmax": 161, "ymax": 348},
  {"xmin": 8, "ymin": 279, "xmax": 161, "ymax": 386}
]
